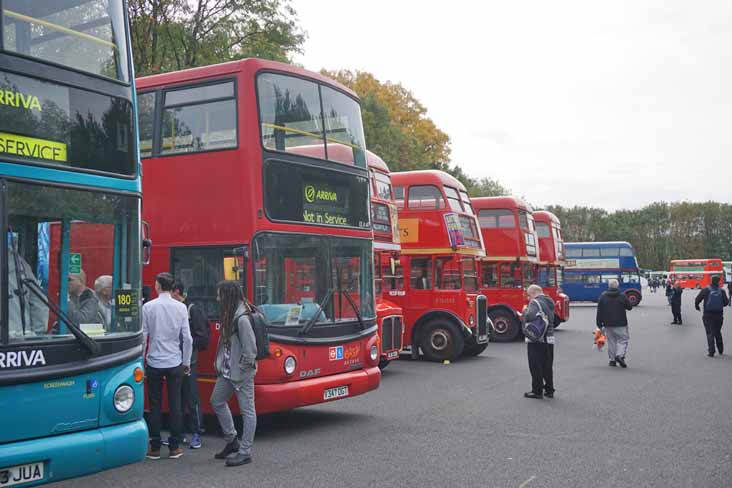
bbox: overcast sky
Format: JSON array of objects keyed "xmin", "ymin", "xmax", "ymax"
[{"xmin": 292, "ymin": 0, "xmax": 732, "ymax": 210}]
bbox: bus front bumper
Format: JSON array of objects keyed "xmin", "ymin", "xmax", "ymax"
[
  {"xmin": 256, "ymin": 366, "xmax": 381, "ymax": 415},
  {"xmin": 0, "ymin": 420, "xmax": 148, "ymax": 487}
]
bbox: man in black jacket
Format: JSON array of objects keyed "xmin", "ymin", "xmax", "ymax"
[
  {"xmin": 522, "ymin": 285, "xmax": 555, "ymax": 399},
  {"xmin": 596, "ymin": 279, "xmax": 633, "ymax": 368},
  {"xmin": 671, "ymin": 282, "xmax": 683, "ymax": 325},
  {"xmin": 172, "ymin": 280, "xmax": 210, "ymax": 449},
  {"xmin": 694, "ymin": 275, "xmax": 729, "ymax": 357}
]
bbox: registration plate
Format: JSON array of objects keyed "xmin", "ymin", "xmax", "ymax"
[
  {"xmin": 323, "ymin": 385, "xmax": 349, "ymax": 400},
  {"xmin": 0, "ymin": 462, "xmax": 44, "ymax": 487},
  {"xmin": 387, "ymin": 351, "xmax": 399, "ymax": 360}
]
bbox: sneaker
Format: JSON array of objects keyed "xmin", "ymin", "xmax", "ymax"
[
  {"xmin": 608, "ymin": 360, "xmax": 617, "ymax": 367},
  {"xmin": 162, "ymin": 436, "xmax": 187, "ymax": 447},
  {"xmin": 523, "ymin": 391, "xmax": 543, "ymax": 399},
  {"xmin": 169, "ymin": 448, "xmax": 184, "ymax": 459},
  {"xmin": 215, "ymin": 440, "xmax": 241, "ymax": 460},
  {"xmin": 616, "ymin": 357, "xmax": 627, "ymax": 368},
  {"xmin": 707, "ymin": 352, "xmax": 715, "ymax": 358},
  {"xmin": 190, "ymin": 434, "xmax": 202, "ymax": 449},
  {"xmin": 225, "ymin": 454, "xmax": 253, "ymax": 467},
  {"xmin": 544, "ymin": 391, "xmax": 554, "ymax": 399},
  {"xmin": 146, "ymin": 448, "xmax": 161, "ymax": 460}
]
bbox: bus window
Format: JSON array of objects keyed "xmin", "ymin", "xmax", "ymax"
[
  {"xmin": 478, "ymin": 209, "xmax": 514, "ymax": 229},
  {"xmin": 408, "ymin": 185, "xmax": 445, "ymax": 209},
  {"xmin": 321, "ymin": 85, "xmax": 367, "ymax": 166},
  {"xmin": 535, "ymin": 222, "xmax": 551, "ymax": 238},
  {"xmin": 462, "ymin": 258, "xmax": 478, "ymax": 292},
  {"xmin": 622, "ymin": 273, "xmax": 640, "ymax": 283},
  {"xmin": 459, "ymin": 191, "xmax": 475, "ymax": 215},
  {"xmin": 500, "ymin": 263, "xmax": 521, "ymax": 288},
  {"xmin": 600, "ymin": 248, "xmax": 620, "ymax": 257},
  {"xmin": 382, "ymin": 259, "xmax": 404, "ymax": 293},
  {"xmin": 619, "ymin": 247, "xmax": 634, "ymax": 256},
  {"xmin": 583, "ymin": 248, "xmax": 600, "ymax": 257},
  {"xmin": 518, "ymin": 210, "xmax": 530, "ymax": 230},
  {"xmin": 138, "ymin": 92, "xmax": 156, "ymax": 158},
  {"xmin": 410, "ymin": 258, "xmax": 433, "ymax": 290},
  {"xmin": 373, "ymin": 172, "xmax": 393, "ymax": 200},
  {"xmin": 172, "ymin": 247, "xmax": 233, "ymax": 319},
  {"xmin": 522, "ymin": 263, "xmax": 535, "ymax": 286},
  {"xmin": 394, "ymin": 186, "xmax": 405, "ymax": 209},
  {"xmin": 481, "ymin": 263, "xmax": 498, "ymax": 287},
  {"xmin": 435, "ymin": 257, "xmax": 461, "ymax": 290},
  {"xmin": 585, "ymin": 275, "xmax": 601, "ymax": 284},
  {"xmin": 444, "ymin": 186, "xmax": 464, "ymax": 212},
  {"xmin": 565, "ymin": 247, "xmax": 582, "ymax": 258},
  {"xmin": 601, "ymin": 274, "xmax": 619, "ymax": 283}
]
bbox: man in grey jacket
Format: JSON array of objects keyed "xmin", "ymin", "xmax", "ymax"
[
  {"xmin": 211, "ymin": 281, "xmax": 258, "ymax": 467},
  {"xmin": 522, "ymin": 284, "xmax": 556, "ymax": 399}
]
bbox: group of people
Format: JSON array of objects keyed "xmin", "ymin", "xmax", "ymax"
[
  {"xmin": 521, "ymin": 275, "xmax": 730, "ymax": 398},
  {"xmin": 67, "ymin": 270, "xmax": 114, "ymax": 328},
  {"xmin": 141, "ymin": 273, "xmax": 258, "ymax": 467}
]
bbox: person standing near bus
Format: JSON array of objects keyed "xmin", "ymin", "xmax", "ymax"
[
  {"xmin": 694, "ymin": 275, "xmax": 729, "ymax": 357},
  {"xmin": 671, "ymin": 282, "xmax": 684, "ymax": 325},
  {"xmin": 171, "ymin": 280, "xmax": 210, "ymax": 449},
  {"xmin": 727, "ymin": 280, "xmax": 732, "ymax": 307},
  {"xmin": 665, "ymin": 281, "xmax": 674, "ymax": 305},
  {"xmin": 143, "ymin": 272, "xmax": 193, "ymax": 460},
  {"xmin": 596, "ymin": 279, "xmax": 633, "ymax": 368},
  {"xmin": 522, "ymin": 284, "xmax": 555, "ymax": 399},
  {"xmin": 211, "ymin": 281, "xmax": 257, "ymax": 467}
]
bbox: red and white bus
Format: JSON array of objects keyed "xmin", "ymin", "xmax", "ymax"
[
  {"xmin": 669, "ymin": 259, "xmax": 726, "ymax": 289},
  {"xmin": 137, "ymin": 59, "xmax": 380, "ymax": 414},
  {"xmin": 389, "ymin": 170, "xmax": 489, "ymax": 361},
  {"xmin": 533, "ymin": 210, "xmax": 570, "ymax": 326},
  {"xmin": 367, "ymin": 151, "xmax": 404, "ymax": 368},
  {"xmin": 473, "ymin": 197, "xmax": 538, "ymax": 342}
]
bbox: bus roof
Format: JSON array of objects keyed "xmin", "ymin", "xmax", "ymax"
[
  {"xmin": 471, "ymin": 196, "xmax": 532, "ymax": 212},
  {"xmin": 670, "ymin": 258, "xmax": 722, "ymax": 264},
  {"xmin": 565, "ymin": 241, "xmax": 634, "ymax": 249},
  {"xmin": 533, "ymin": 210, "xmax": 561, "ymax": 225},
  {"xmin": 367, "ymin": 151, "xmax": 390, "ymax": 173},
  {"xmin": 136, "ymin": 58, "xmax": 357, "ymax": 98},
  {"xmin": 390, "ymin": 170, "xmax": 467, "ymax": 192}
]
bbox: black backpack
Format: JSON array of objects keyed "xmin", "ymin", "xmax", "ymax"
[{"xmin": 234, "ymin": 303, "xmax": 270, "ymax": 360}]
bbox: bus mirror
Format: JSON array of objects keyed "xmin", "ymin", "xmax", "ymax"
[{"xmin": 142, "ymin": 221, "xmax": 152, "ymax": 265}]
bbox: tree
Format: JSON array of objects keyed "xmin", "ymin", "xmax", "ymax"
[
  {"xmin": 129, "ymin": 0, "xmax": 305, "ymax": 76},
  {"xmin": 467, "ymin": 177, "xmax": 511, "ymax": 198}
]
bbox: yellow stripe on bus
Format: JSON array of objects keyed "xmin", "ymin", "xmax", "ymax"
[
  {"xmin": 400, "ymin": 247, "xmax": 486, "ymax": 257},
  {"xmin": 262, "ymin": 123, "xmax": 361, "ymax": 150},
  {"xmin": 4, "ymin": 10, "xmax": 118, "ymax": 50}
]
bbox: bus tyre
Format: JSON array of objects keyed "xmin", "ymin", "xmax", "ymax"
[
  {"xmin": 462, "ymin": 340, "xmax": 488, "ymax": 357},
  {"xmin": 553, "ymin": 316, "xmax": 562, "ymax": 328},
  {"xmin": 489, "ymin": 309, "xmax": 521, "ymax": 342},
  {"xmin": 420, "ymin": 320, "xmax": 464, "ymax": 362},
  {"xmin": 378, "ymin": 359, "xmax": 391, "ymax": 370},
  {"xmin": 626, "ymin": 291, "xmax": 641, "ymax": 307}
]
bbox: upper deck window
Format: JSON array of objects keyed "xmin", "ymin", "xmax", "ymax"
[
  {"xmin": 478, "ymin": 209, "xmax": 515, "ymax": 229},
  {"xmin": 565, "ymin": 247, "xmax": 582, "ymax": 258},
  {"xmin": 372, "ymin": 171, "xmax": 393, "ymax": 201},
  {"xmin": 619, "ymin": 247, "xmax": 634, "ymax": 256},
  {"xmin": 444, "ymin": 186, "xmax": 463, "ymax": 212},
  {"xmin": 161, "ymin": 81, "xmax": 237, "ymax": 155},
  {"xmin": 408, "ymin": 185, "xmax": 445, "ymax": 209},
  {"xmin": 600, "ymin": 247, "xmax": 620, "ymax": 257},
  {"xmin": 459, "ymin": 190, "xmax": 474, "ymax": 215},
  {"xmin": 394, "ymin": 186, "xmax": 405, "ymax": 209},
  {"xmin": 582, "ymin": 248, "xmax": 600, "ymax": 257},
  {"xmin": 2, "ymin": 0, "xmax": 130, "ymax": 82},
  {"xmin": 536, "ymin": 222, "xmax": 551, "ymax": 238},
  {"xmin": 137, "ymin": 92, "xmax": 155, "ymax": 158},
  {"xmin": 518, "ymin": 210, "xmax": 531, "ymax": 230},
  {"xmin": 258, "ymin": 73, "xmax": 366, "ymax": 167}
]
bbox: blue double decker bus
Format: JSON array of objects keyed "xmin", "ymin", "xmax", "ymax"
[
  {"xmin": 563, "ymin": 241, "xmax": 642, "ymax": 306},
  {"xmin": 0, "ymin": 2, "xmax": 147, "ymax": 485}
]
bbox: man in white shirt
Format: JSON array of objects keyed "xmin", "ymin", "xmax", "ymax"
[{"xmin": 143, "ymin": 272, "xmax": 193, "ymax": 460}]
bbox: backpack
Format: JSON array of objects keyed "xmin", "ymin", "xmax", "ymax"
[
  {"xmin": 523, "ymin": 299, "xmax": 549, "ymax": 342},
  {"xmin": 234, "ymin": 303, "xmax": 270, "ymax": 360},
  {"xmin": 188, "ymin": 303, "xmax": 210, "ymax": 351},
  {"xmin": 705, "ymin": 287, "xmax": 725, "ymax": 313}
]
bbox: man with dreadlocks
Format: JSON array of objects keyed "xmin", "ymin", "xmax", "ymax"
[{"xmin": 211, "ymin": 281, "xmax": 258, "ymax": 467}]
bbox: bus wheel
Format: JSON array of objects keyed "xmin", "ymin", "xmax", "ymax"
[
  {"xmin": 626, "ymin": 291, "xmax": 641, "ymax": 307},
  {"xmin": 553, "ymin": 316, "xmax": 562, "ymax": 329},
  {"xmin": 489, "ymin": 309, "xmax": 521, "ymax": 342},
  {"xmin": 420, "ymin": 320, "xmax": 464, "ymax": 362},
  {"xmin": 462, "ymin": 340, "xmax": 488, "ymax": 357},
  {"xmin": 378, "ymin": 359, "xmax": 391, "ymax": 370}
]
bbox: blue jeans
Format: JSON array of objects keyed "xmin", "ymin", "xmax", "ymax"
[{"xmin": 210, "ymin": 372, "xmax": 256, "ymax": 456}]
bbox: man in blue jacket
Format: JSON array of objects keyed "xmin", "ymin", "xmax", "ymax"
[{"xmin": 694, "ymin": 275, "xmax": 729, "ymax": 357}]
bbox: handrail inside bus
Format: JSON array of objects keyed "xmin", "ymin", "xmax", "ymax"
[
  {"xmin": 262, "ymin": 123, "xmax": 361, "ymax": 150},
  {"xmin": 3, "ymin": 9, "xmax": 117, "ymax": 50}
]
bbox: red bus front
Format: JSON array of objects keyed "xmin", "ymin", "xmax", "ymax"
[
  {"xmin": 669, "ymin": 259, "xmax": 726, "ymax": 289},
  {"xmin": 473, "ymin": 197, "xmax": 538, "ymax": 342},
  {"xmin": 534, "ymin": 210, "xmax": 570, "ymax": 324},
  {"xmin": 389, "ymin": 171, "xmax": 489, "ymax": 361},
  {"xmin": 368, "ymin": 151, "xmax": 405, "ymax": 368},
  {"xmin": 137, "ymin": 59, "xmax": 380, "ymax": 415}
]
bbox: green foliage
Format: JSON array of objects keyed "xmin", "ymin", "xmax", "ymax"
[
  {"xmin": 546, "ymin": 202, "xmax": 732, "ymax": 269},
  {"xmin": 129, "ymin": 0, "xmax": 306, "ymax": 76}
]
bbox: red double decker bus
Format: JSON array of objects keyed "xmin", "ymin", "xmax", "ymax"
[
  {"xmin": 367, "ymin": 151, "xmax": 404, "ymax": 368},
  {"xmin": 669, "ymin": 259, "xmax": 726, "ymax": 289},
  {"xmin": 533, "ymin": 210, "xmax": 570, "ymax": 325},
  {"xmin": 137, "ymin": 59, "xmax": 380, "ymax": 414},
  {"xmin": 473, "ymin": 197, "xmax": 538, "ymax": 342},
  {"xmin": 390, "ymin": 170, "xmax": 489, "ymax": 361}
]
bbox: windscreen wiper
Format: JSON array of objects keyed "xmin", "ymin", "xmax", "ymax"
[
  {"xmin": 10, "ymin": 247, "xmax": 28, "ymax": 335},
  {"xmin": 299, "ymin": 288, "xmax": 334, "ymax": 336},
  {"xmin": 21, "ymin": 278, "xmax": 100, "ymax": 356},
  {"xmin": 338, "ymin": 288, "xmax": 365, "ymax": 330}
]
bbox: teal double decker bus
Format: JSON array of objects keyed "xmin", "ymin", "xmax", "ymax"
[{"xmin": 0, "ymin": 1, "xmax": 147, "ymax": 485}]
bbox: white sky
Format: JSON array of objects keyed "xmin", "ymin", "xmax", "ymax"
[{"xmin": 292, "ymin": 0, "xmax": 732, "ymax": 210}]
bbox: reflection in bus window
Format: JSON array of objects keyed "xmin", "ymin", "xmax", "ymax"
[
  {"xmin": 435, "ymin": 257, "xmax": 461, "ymax": 290},
  {"xmin": 138, "ymin": 92, "xmax": 156, "ymax": 158},
  {"xmin": 408, "ymin": 185, "xmax": 445, "ymax": 209},
  {"xmin": 481, "ymin": 263, "xmax": 498, "ymax": 287},
  {"xmin": 321, "ymin": 86, "xmax": 367, "ymax": 165},
  {"xmin": 523, "ymin": 263, "xmax": 535, "ymax": 286},
  {"xmin": 535, "ymin": 222, "xmax": 551, "ymax": 238},
  {"xmin": 478, "ymin": 209, "xmax": 515, "ymax": 229},
  {"xmin": 410, "ymin": 258, "xmax": 433, "ymax": 290},
  {"xmin": 373, "ymin": 172, "xmax": 393, "ymax": 200},
  {"xmin": 500, "ymin": 263, "xmax": 521, "ymax": 289},
  {"xmin": 462, "ymin": 258, "xmax": 478, "ymax": 292}
]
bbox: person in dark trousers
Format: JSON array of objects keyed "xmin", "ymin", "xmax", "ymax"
[
  {"xmin": 171, "ymin": 280, "xmax": 210, "ymax": 449},
  {"xmin": 211, "ymin": 281, "xmax": 258, "ymax": 467},
  {"xmin": 671, "ymin": 282, "xmax": 683, "ymax": 325},
  {"xmin": 727, "ymin": 280, "xmax": 732, "ymax": 307},
  {"xmin": 665, "ymin": 281, "xmax": 674, "ymax": 305},
  {"xmin": 522, "ymin": 284, "xmax": 555, "ymax": 399},
  {"xmin": 143, "ymin": 272, "xmax": 193, "ymax": 460},
  {"xmin": 596, "ymin": 279, "xmax": 633, "ymax": 368},
  {"xmin": 694, "ymin": 275, "xmax": 729, "ymax": 357}
]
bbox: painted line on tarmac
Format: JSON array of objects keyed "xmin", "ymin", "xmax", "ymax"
[{"xmin": 519, "ymin": 476, "xmax": 536, "ymax": 488}]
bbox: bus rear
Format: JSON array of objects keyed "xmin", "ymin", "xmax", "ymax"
[
  {"xmin": 137, "ymin": 59, "xmax": 380, "ymax": 415},
  {"xmin": 0, "ymin": 2, "xmax": 147, "ymax": 485},
  {"xmin": 390, "ymin": 170, "xmax": 489, "ymax": 361},
  {"xmin": 533, "ymin": 210, "xmax": 570, "ymax": 325}
]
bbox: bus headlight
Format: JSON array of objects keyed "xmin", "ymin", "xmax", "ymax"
[
  {"xmin": 284, "ymin": 356, "xmax": 297, "ymax": 375},
  {"xmin": 370, "ymin": 345, "xmax": 379, "ymax": 361},
  {"xmin": 113, "ymin": 385, "xmax": 135, "ymax": 413}
]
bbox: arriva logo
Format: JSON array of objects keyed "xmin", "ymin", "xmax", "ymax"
[
  {"xmin": 305, "ymin": 185, "xmax": 316, "ymax": 203},
  {"xmin": 0, "ymin": 349, "xmax": 47, "ymax": 368}
]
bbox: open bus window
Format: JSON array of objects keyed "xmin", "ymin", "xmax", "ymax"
[
  {"xmin": 3, "ymin": 181, "xmax": 141, "ymax": 343},
  {"xmin": 435, "ymin": 257, "xmax": 461, "ymax": 290},
  {"xmin": 2, "ymin": 0, "xmax": 130, "ymax": 82},
  {"xmin": 408, "ymin": 185, "xmax": 445, "ymax": 209},
  {"xmin": 410, "ymin": 258, "xmax": 433, "ymax": 290},
  {"xmin": 462, "ymin": 258, "xmax": 478, "ymax": 292},
  {"xmin": 500, "ymin": 263, "xmax": 521, "ymax": 289},
  {"xmin": 481, "ymin": 263, "xmax": 498, "ymax": 287}
]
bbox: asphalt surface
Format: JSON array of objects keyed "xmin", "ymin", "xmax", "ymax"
[{"xmin": 53, "ymin": 288, "xmax": 732, "ymax": 488}]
